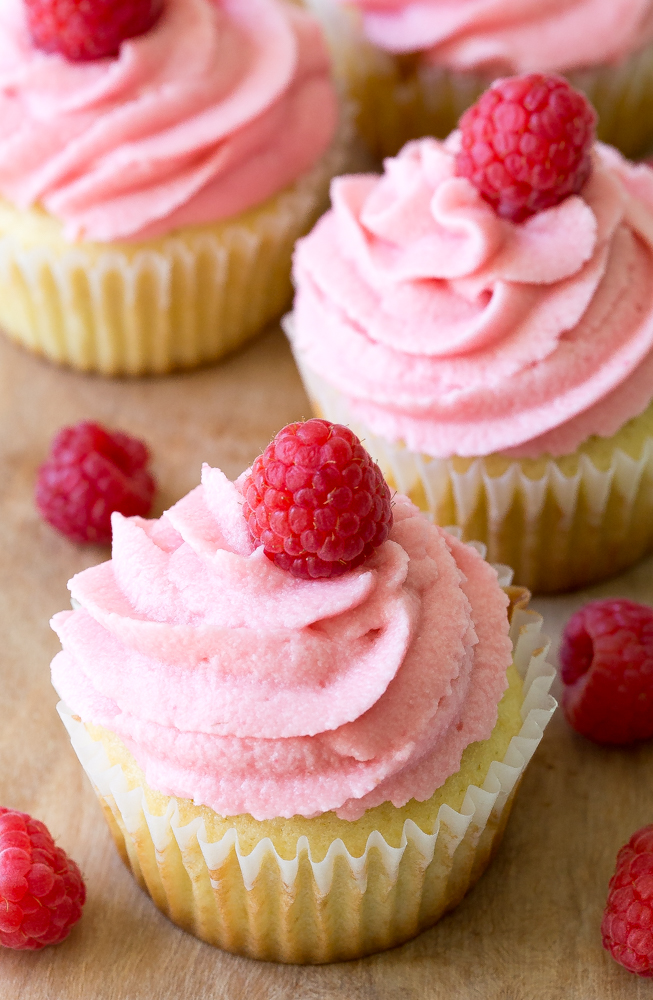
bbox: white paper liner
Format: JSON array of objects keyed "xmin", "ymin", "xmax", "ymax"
[
  {"xmin": 306, "ymin": 0, "xmax": 653, "ymax": 159},
  {"xmin": 291, "ymin": 339, "xmax": 653, "ymax": 592},
  {"xmin": 0, "ymin": 120, "xmax": 353, "ymax": 376},
  {"xmin": 56, "ymin": 594, "xmax": 555, "ymax": 963}
]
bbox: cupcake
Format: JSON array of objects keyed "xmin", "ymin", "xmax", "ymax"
[
  {"xmin": 287, "ymin": 76, "xmax": 653, "ymax": 593},
  {"xmin": 51, "ymin": 419, "xmax": 555, "ymax": 963},
  {"xmin": 0, "ymin": 0, "xmax": 346, "ymax": 375},
  {"xmin": 306, "ymin": 0, "xmax": 653, "ymax": 160}
]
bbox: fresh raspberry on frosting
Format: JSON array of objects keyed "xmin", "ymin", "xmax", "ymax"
[
  {"xmin": 0, "ymin": 807, "xmax": 85, "ymax": 950},
  {"xmin": 241, "ymin": 419, "xmax": 393, "ymax": 578},
  {"xmin": 51, "ymin": 469, "xmax": 516, "ymax": 821},
  {"xmin": 455, "ymin": 73, "xmax": 597, "ymax": 223},
  {"xmin": 0, "ymin": 0, "xmax": 338, "ymax": 243},
  {"xmin": 560, "ymin": 599, "xmax": 653, "ymax": 744},
  {"xmin": 602, "ymin": 825, "xmax": 653, "ymax": 977},
  {"xmin": 36, "ymin": 421, "xmax": 156, "ymax": 545},
  {"xmin": 25, "ymin": 0, "xmax": 164, "ymax": 61}
]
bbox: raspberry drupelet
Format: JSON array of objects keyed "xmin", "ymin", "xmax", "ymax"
[
  {"xmin": 36, "ymin": 421, "xmax": 156, "ymax": 546},
  {"xmin": 455, "ymin": 73, "xmax": 597, "ymax": 223},
  {"xmin": 0, "ymin": 808, "xmax": 85, "ymax": 950},
  {"xmin": 602, "ymin": 825, "xmax": 653, "ymax": 977},
  {"xmin": 25, "ymin": 0, "xmax": 164, "ymax": 62},
  {"xmin": 241, "ymin": 419, "xmax": 393, "ymax": 579},
  {"xmin": 559, "ymin": 599, "xmax": 653, "ymax": 745}
]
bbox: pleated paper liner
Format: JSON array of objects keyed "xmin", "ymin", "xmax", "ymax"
[
  {"xmin": 306, "ymin": 0, "xmax": 653, "ymax": 161},
  {"xmin": 292, "ymin": 345, "xmax": 653, "ymax": 594},
  {"xmin": 56, "ymin": 584, "xmax": 555, "ymax": 965},
  {"xmin": 0, "ymin": 123, "xmax": 352, "ymax": 377}
]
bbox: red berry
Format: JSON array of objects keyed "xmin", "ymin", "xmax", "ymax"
[
  {"xmin": 35, "ymin": 421, "xmax": 156, "ymax": 545},
  {"xmin": 455, "ymin": 73, "xmax": 597, "ymax": 223},
  {"xmin": 241, "ymin": 419, "xmax": 393, "ymax": 579},
  {"xmin": 25, "ymin": 0, "xmax": 164, "ymax": 62},
  {"xmin": 602, "ymin": 825, "xmax": 653, "ymax": 977},
  {"xmin": 0, "ymin": 808, "xmax": 85, "ymax": 951},
  {"xmin": 560, "ymin": 599, "xmax": 653, "ymax": 745}
]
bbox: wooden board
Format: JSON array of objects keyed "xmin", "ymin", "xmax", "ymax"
[{"xmin": 1, "ymin": 327, "xmax": 652, "ymax": 1000}]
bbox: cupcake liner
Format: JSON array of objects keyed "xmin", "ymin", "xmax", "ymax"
[
  {"xmin": 57, "ymin": 599, "xmax": 555, "ymax": 964},
  {"xmin": 0, "ymin": 123, "xmax": 352, "ymax": 376},
  {"xmin": 306, "ymin": 0, "xmax": 653, "ymax": 160},
  {"xmin": 567, "ymin": 44, "xmax": 653, "ymax": 159},
  {"xmin": 292, "ymin": 344, "xmax": 653, "ymax": 593}
]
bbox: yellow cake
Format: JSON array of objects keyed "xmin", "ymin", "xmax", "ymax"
[
  {"xmin": 287, "ymin": 105, "xmax": 653, "ymax": 593},
  {"xmin": 0, "ymin": 141, "xmax": 346, "ymax": 376},
  {"xmin": 302, "ymin": 374, "xmax": 653, "ymax": 594},
  {"xmin": 0, "ymin": 0, "xmax": 347, "ymax": 374},
  {"xmin": 66, "ymin": 660, "xmax": 527, "ymax": 964},
  {"xmin": 51, "ymin": 450, "xmax": 555, "ymax": 963},
  {"xmin": 306, "ymin": 0, "xmax": 653, "ymax": 161}
]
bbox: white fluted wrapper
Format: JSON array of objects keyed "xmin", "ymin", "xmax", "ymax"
[
  {"xmin": 56, "ymin": 598, "xmax": 555, "ymax": 964},
  {"xmin": 306, "ymin": 0, "xmax": 653, "ymax": 161},
  {"xmin": 293, "ymin": 346, "xmax": 653, "ymax": 593},
  {"xmin": 0, "ymin": 125, "xmax": 353, "ymax": 376}
]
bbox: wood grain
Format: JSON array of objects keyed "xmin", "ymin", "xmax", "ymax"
[{"xmin": 1, "ymin": 328, "xmax": 652, "ymax": 999}]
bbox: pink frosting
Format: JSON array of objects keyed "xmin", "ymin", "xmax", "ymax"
[
  {"xmin": 50, "ymin": 465, "xmax": 512, "ymax": 821},
  {"xmin": 341, "ymin": 0, "xmax": 653, "ymax": 72},
  {"xmin": 0, "ymin": 0, "xmax": 337, "ymax": 242},
  {"xmin": 291, "ymin": 138, "xmax": 653, "ymax": 459}
]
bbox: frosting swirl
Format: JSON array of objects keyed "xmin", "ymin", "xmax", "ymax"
[
  {"xmin": 291, "ymin": 138, "xmax": 653, "ymax": 458},
  {"xmin": 50, "ymin": 465, "xmax": 512, "ymax": 821},
  {"xmin": 341, "ymin": 0, "xmax": 653, "ymax": 72},
  {"xmin": 0, "ymin": 0, "xmax": 337, "ymax": 241}
]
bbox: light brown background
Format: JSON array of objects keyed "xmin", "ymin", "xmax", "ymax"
[{"xmin": 1, "ymin": 327, "xmax": 652, "ymax": 999}]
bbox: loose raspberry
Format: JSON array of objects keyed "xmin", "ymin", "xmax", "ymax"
[
  {"xmin": 455, "ymin": 73, "xmax": 597, "ymax": 223},
  {"xmin": 25, "ymin": 0, "xmax": 163, "ymax": 62},
  {"xmin": 241, "ymin": 419, "xmax": 393, "ymax": 579},
  {"xmin": 602, "ymin": 825, "xmax": 653, "ymax": 977},
  {"xmin": 560, "ymin": 599, "xmax": 653, "ymax": 745},
  {"xmin": 36, "ymin": 421, "xmax": 156, "ymax": 545},
  {"xmin": 0, "ymin": 807, "xmax": 85, "ymax": 951}
]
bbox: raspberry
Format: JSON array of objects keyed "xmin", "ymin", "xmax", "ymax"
[
  {"xmin": 241, "ymin": 419, "xmax": 393, "ymax": 579},
  {"xmin": 35, "ymin": 421, "xmax": 156, "ymax": 545},
  {"xmin": 0, "ymin": 807, "xmax": 85, "ymax": 951},
  {"xmin": 602, "ymin": 825, "xmax": 653, "ymax": 977},
  {"xmin": 455, "ymin": 73, "xmax": 597, "ymax": 223},
  {"xmin": 560, "ymin": 599, "xmax": 653, "ymax": 745},
  {"xmin": 25, "ymin": 0, "xmax": 163, "ymax": 62}
]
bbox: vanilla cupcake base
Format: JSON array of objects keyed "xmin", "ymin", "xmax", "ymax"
[
  {"xmin": 294, "ymin": 353, "xmax": 653, "ymax": 594},
  {"xmin": 0, "ymin": 129, "xmax": 351, "ymax": 376},
  {"xmin": 57, "ymin": 601, "xmax": 555, "ymax": 964},
  {"xmin": 307, "ymin": 0, "xmax": 653, "ymax": 161}
]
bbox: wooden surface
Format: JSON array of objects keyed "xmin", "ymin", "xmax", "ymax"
[{"xmin": 1, "ymin": 327, "xmax": 653, "ymax": 1000}]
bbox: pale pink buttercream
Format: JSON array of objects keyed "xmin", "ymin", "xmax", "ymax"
[
  {"xmin": 50, "ymin": 465, "xmax": 512, "ymax": 821},
  {"xmin": 0, "ymin": 0, "xmax": 337, "ymax": 242},
  {"xmin": 339, "ymin": 0, "xmax": 653, "ymax": 72},
  {"xmin": 290, "ymin": 139, "xmax": 653, "ymax": 459}
]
